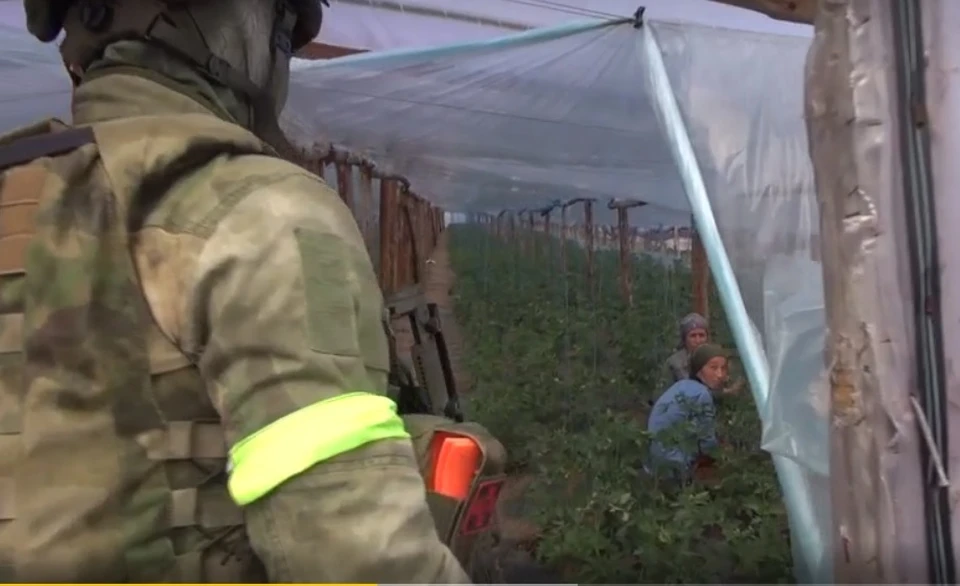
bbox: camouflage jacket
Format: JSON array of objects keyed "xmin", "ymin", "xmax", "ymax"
[{"xmin": 0, "ymin": 42, "xmax": 468, "ymax": 584}]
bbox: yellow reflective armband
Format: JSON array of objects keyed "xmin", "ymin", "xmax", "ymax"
[{"xmin": 228, "ymin": 392, "xmax": 410, "ymax": 506}]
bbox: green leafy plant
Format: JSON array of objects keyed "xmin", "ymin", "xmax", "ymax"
[{"xmin": 450, "ymin": 225, "xmax": 793, "ymax": 584}]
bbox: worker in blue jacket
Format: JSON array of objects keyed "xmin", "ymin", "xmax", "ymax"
[{"xmin": 646, "ymin": 343, "xmax": 730, "ymax": 479}]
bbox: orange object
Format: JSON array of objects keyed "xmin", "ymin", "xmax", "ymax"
[{"xmin": 430, "ymin": 433, "xmax": 482, "ymax": 500}]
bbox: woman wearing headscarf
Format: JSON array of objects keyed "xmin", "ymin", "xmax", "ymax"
[
  {"xmin": 646, "ymin": 343, "xmax": 728, "ymax": 479},
  {"xmin": 665, "ymin": 312, "xmax": 709, "ymax": 383}
]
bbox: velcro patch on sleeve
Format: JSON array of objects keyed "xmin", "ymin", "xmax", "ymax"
[{"xmin": 293, "ymin": 227, "xmax": 360, "ymax": 357}]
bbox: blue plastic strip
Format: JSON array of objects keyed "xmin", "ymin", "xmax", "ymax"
[
  {"xmin": 642, "ymin": 22, "xmax": 827, "ymax": 584},
  {"xmin": 292, "ymin": 18, "xmax": 627, "ymax": 70}
]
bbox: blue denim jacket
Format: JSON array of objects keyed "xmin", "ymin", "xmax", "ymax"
[{"xmin": 646, "ymin": 378, "xmax": 718, "ymax": 474}]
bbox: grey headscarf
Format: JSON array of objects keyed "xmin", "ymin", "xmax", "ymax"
[{"xmin": 678, "ymin": 312, "xmax": 708, "ymax": 350}]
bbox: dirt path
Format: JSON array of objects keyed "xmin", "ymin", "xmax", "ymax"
[
  {"xmin": 390, "ymin": 231, "xmax": 471, "ymax": 395},
  {"xmin": 424, "ymin": 232, "xmax": 555, "ymax": 581},
  {"xmin": 380, "ymin": 230, "xmax": 556, "ymax": 581},
  {"xmin": 422, "ymin": 232, "xmax": 471, "ymax": 393}
]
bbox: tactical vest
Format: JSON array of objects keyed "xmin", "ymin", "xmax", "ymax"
[
  {"xmin": 0, "ymin": 116, "xmax": 507, "ymax": 582},
  {"xmin": 0, "ymin": 116, "xmax": 269, "ymax": 582}
]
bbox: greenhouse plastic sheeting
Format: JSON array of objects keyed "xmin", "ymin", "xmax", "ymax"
[
  {"xmin": 284, "ymin": 21, "xmax": 831, "ymax": 578},
  {"xmin": 0, "ymin": 24, "xmax": 72, "ymax": 131},
  {"xmin": 648, "ymin": 21, "xmax": 829, "ymax": 581},
  {"xmin": 283, "ymin": 19, "xmax": 692, "ymax": 228}
]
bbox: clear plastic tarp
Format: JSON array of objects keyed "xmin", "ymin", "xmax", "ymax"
[
  {"xmin": 282, "ymin": 19, "xmax": 829, "ymax": 579},
  {"xmin": 647, "ymin": 22, "xmax": 829, "ymax": 581},
  {"xmin": 283, "ymin": 20, "xmax": 692, "ymax": 229}
]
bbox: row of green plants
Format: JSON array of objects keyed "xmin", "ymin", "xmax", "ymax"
[{"xmin": 448, "ymin": 224, "xmax": 793, "ymax": 583}]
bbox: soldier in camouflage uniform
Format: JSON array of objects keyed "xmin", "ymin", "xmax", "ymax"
[{"xmin": 0, "ymin": 0, "xmax": 473, "ymax": 581}]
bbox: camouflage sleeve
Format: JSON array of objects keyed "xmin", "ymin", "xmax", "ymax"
[{"xmin": 182, "ymin": 167, "xmax": 468, "ymax": 583}]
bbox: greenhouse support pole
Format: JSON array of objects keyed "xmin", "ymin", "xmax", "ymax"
[
  {"xmin": 415, "ymin": 203, "xmax": 426, "ymax": 276},
  {"xmin": 358, "ymin": 164, "xmax": 376, "ymax": 253},
  {"xmin": 379, "ymin": 177, "xmax": 400, "ymax": 295},
  {"xmin": 430, "ymin": 205, "xmax": 440, "ymax": 249},
  {"xmin": 542, "ymin": 209, "xmax": 552, "ymax": 240},
  {"xmin": 642, "ymin": 24, "xmax": 823, "ymax": 583},
  {"xmin": 309, "ymin": 18, "xmax": 626, "ymax": 72},
  {"xmin": 516, "ymin": 210, "xmax": 527, "ymax": 254},
  {"xmin": 608, "ymin": 198, "xmax": 647, "ymax": 308},
  {"xmin": 397, "ymin": 194, "xmax": 410, "ymax": 288},
  {"xmin": 401, "ymin": 195, "xmax": 422, "ymax": 285},
  {"xmin": 560, "ymin": 206, "xmax": 568, "ymax": 276},
  {"xmin": 528, "ymin": 212, "xmax": 536, "ymax": 259},
  {"xmin": 400, "ymin": 191, "xmax": 417, "ymax": 289},
  {"xmin": 335, "ymin": 158, "xmax": 355, "ymax": 213},
  {"xmin": 541, "ymin": 207, "xmax": 554, "ymax": 271},
  {"xmin": 691, "ymin": 215, "xmax": 710, "ymax": 319},
  {"xmin": 583, "ymin": 199, "xmax": 596, "ymax": 296}
]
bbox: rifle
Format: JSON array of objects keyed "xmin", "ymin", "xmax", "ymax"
[{"xmin": 384, "ymin": 284, "xmax": 464, "ymax": 422}]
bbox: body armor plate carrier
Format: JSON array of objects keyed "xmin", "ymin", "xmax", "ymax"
[{"xmin": 0, "ymin": 117, "xmax": 506, "ymax": 582}]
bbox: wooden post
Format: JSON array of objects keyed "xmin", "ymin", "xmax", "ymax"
[
  {"xmin": 421, "ymin": 201, "xmax": 432, "ymax": 254},
  {"xmin": 402, "ymin": 195, "xmax": 424, "ymax": 284},
  {"xmin": 537, "ymin": 202, "xmax": 561, "ymax": 269},
  {"xmin": 426, "ymin": 204, "xmax": 436, "ymax": 249},
  {"xmin": 516, "ymin": 210, "xmax": 527, "ymax": 254},
  {"xmin": 560, "ymin": 205, "xmax": 568, "ymax": 275},
  {"xmin": 397, "ymin": 187, "xmax": 414, "ymax": 289},
  {"xmin": 418, "ymin": 200, "xmax": 429, "ymax": 271},
  {"xmin": 561, "ymin": 198, "xmax": 592, "ymax": 280},
  {"xmin": 378, "ymin": 177, "xmax": 400, "ymax": 295},
  {"xmin": 691, "ymin": 215, "xmax": 710, "ymax": 319},
  {"xmin": 334, "ymin": 155, "xmax": 354, "ymax": 212},
  {"xmin": 607, "ymin": 198, "xmax": 648, "ymax": 308},
  {"xmin": 527, "ymin": 212, "xmax": 536, "ymax": 258},
  {"xmin": 357, "ymin": 163, "xmax": 376, "ymax": 254},
  {"xmin": 583, "ymin": 199, "xmax": 596, "ymax": 294}
]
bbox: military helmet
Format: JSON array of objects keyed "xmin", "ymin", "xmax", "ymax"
[{"xmin": 24, "ymin": 0, "xmax": 326, "ymax": 51}]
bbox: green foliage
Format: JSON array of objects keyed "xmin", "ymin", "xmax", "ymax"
[{"xmin": 449, "ymin": 225, "xmax": 793, "ymax": 583}]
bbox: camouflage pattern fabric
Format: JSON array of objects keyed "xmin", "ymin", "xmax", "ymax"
[{"xmin": 0, "ymin": 41, "xmax": 468, "ymax": 583}]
